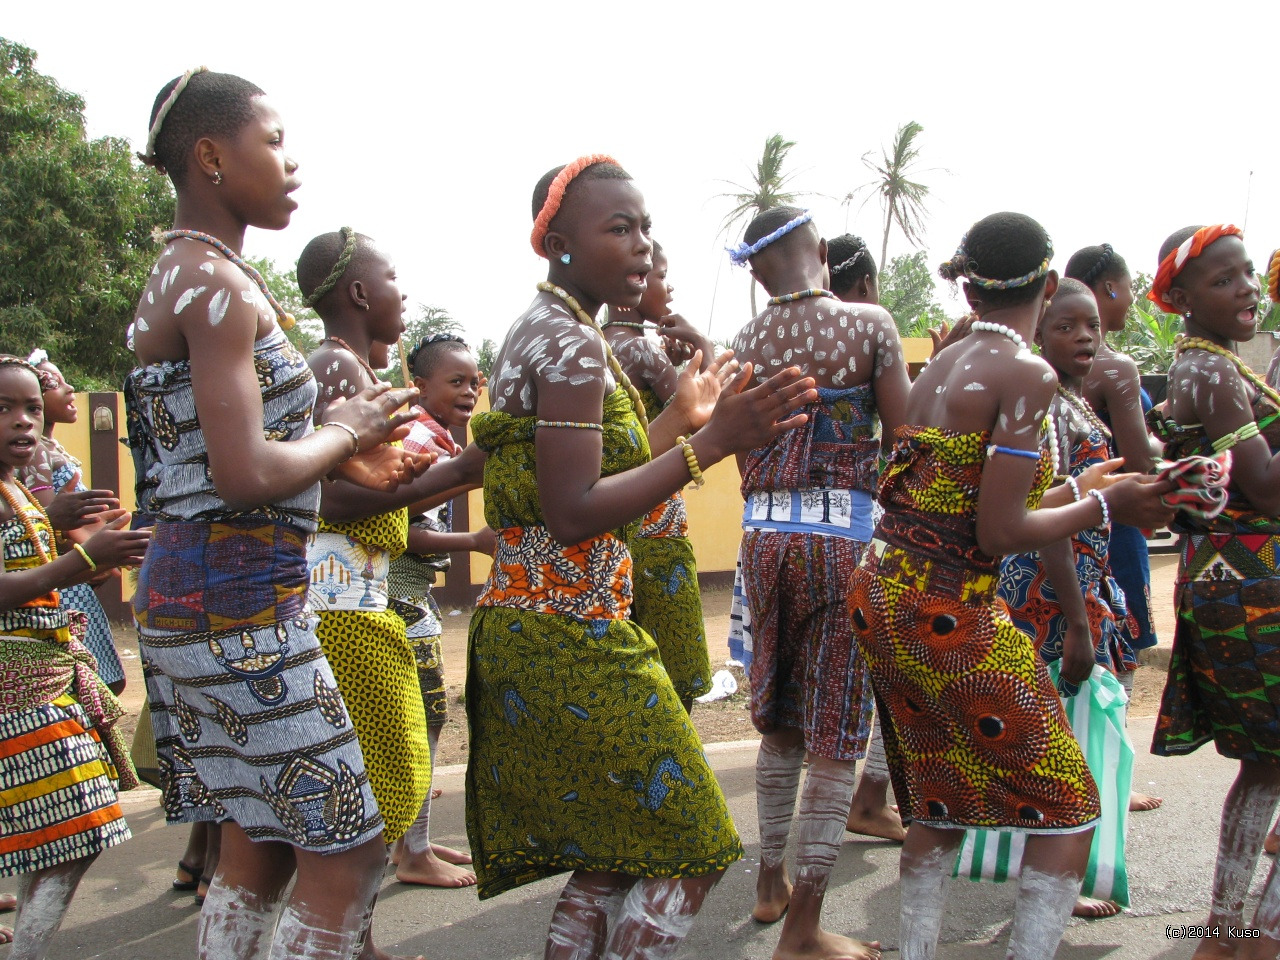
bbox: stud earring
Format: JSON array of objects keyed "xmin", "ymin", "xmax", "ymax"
[
  {"xmin": 1184, "ymin": 310, "xmax": 1193, "ymax": 320},
  {"xmin": 560, "ymin": 253, "xmax": 571, "ymax": 265},
  {"xmin": 211, "ymin": 171, "xmax": 223, "ymax": 185}
]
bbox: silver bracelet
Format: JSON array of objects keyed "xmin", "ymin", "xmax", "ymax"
[
  {"xmin": 320, "ymin": 420, "xmax": 361, "ymax": 458},
  {"xmin": 1086, "ymin": 488, "xmax": 1110, "ymax": 527},
  {"xmin": 1065, "ymin": 475, "xmax": 1081, "ymax": 501}
]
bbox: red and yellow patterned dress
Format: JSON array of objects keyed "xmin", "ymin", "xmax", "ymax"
[{"xmin": 848, "ymin": 426, "xmax": 1100, "ymax": 832}]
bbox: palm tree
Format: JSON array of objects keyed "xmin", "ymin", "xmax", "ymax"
[
  {"xmin": 717, "ymin": 133, "xmax": 804, "ymax": 315},
  {"xmin": 845, "ymin": 121, "xmax": 934, "ymax": 271}
]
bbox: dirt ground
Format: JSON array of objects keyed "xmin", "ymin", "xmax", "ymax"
[{"xmin": 112, "ymin": 549, "xmax": 1183, "ymax": 769}]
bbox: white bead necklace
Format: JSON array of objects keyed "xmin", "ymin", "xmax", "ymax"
[{"xmin": 971, "ymin": 320, "xmax": 1027, "ymax": 352}]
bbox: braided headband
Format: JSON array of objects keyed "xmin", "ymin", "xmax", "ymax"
[
  {"xmin": 831, "ymin": 248, "xmax": 868, "ymax": 276},
  {"xmin": 530, "ymin": 154, "xmax": 618, "ymax": 258},
  {"xmin": 1148, "ymin": 224, "xmax": 1243, "ymax": 313},
  {"xmin": 304, "ymin": 227, "xmax": 358, "ymax": 307},
  {"xmin": 137, "ymin": 66, "xmax": 208, "ymax": 167},
  {"xmin": 1267, "ymin": 248, "xmax": 1280, "ymax": 304},
  {"xmin": 727, "ymin": 211, "xmax": 812, "ymax": 267},
  {"xmin": 1079, "ymin": 243, "xmax": 1114, "ymax": 287},
  {"xmin": 946, "ymin": 236, "xmax": 1054, "ymax": 290},
  {"xmin": 25, "ymin": 350, "xmax": 59, "ymax": 392},
  {"xmin": 0, "ymin": 356, "xmax": 41, "ymax": 382}
]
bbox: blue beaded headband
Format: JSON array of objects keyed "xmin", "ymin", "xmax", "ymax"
[{"xmin": 727, "ymin": 211, "xmax": 812, "ymax": 267}]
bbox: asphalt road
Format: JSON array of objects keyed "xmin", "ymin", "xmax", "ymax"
[{"xmin": 12, "ymin": 714, "xmax": 1259, "ymax": 959}]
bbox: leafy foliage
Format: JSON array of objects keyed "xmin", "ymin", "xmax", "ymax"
[
  {"xmin": 0, "ymin": 38, "xmax": 174, "ymax": 389},
  {"xmin": 244, "ymin": 257, "xmax": 322, "ymax": 354},
  {"xmin": 846, "ymin": 120, "xmax": 936, "ymax": 271},
  {"xmin": 476, "ymin": 338, "xmax": 497, "ymax": 378},
  {"xmin": 716, "ymin": 134, "xmax": 806, "ymax": 315},
  {"xmin": 878, "ymin": 251, "xmax": 948, "ymax": 337},
  {"xmin": 380, "ymin": 305, "xmax": 463, "ymax": 386}
]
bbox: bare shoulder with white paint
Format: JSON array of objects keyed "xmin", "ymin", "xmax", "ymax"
[
  {"xmin": 609, "ymin": 331, "xmax": 676, "ymax": 404},
  {"xmin": 488, "ymin": 298, "xmax": 616, "ymax": 417},
  {"xmin": 133, "ymin": 242, "xmax": 277, "ymax": 364},
  {"xmin": 732, "ymin": 297, "xmax": 901, "ymax": 390},
  {"xmin": 307, "ymin": 345, "xmax": 373, "ymax": 423}
]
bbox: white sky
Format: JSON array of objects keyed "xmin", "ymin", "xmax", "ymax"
[{"xmin": 8, "ymin": 1, "xmax": 1280, "ymax": 348}]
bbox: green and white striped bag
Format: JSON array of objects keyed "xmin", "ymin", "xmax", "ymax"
[{"xmin": 953, "ymin": 663, "xmax": 1133, "ymax": 907}]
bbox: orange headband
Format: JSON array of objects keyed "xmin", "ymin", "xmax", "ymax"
[
  {"xmin": 1148, "ymin": 223, "xmax": 1243, "ymax": 313},
  {"xmin": 1267, "ymin": 248, "xmax": 1280, "ymax": 304},
  {"xmin": 529, "ymin": 153, "xmax": 618, "ymax": 258}
]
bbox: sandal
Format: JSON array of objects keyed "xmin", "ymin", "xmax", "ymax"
[
  {"xmin": 173, "ymin": 860, "xmax": 202, "ymax": 892},
  {"xmin": 194, "ymin": 876, "xmax": 212, "ymax": 907}
]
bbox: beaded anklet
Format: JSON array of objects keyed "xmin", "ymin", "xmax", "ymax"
[
  {"xmin": 535, "ymin": 420, "xmax": 603, "ymax": 431},
  {"xmin": 676, "ymin": 435, "xmax": 704, "ymax": 487}
]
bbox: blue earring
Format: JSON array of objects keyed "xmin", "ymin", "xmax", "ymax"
[
  {"xmin": 1108, "ymin": 290, "xmax": 1117, "ymax": 299},
  {"xmin": 560, "ymin": 253, "xmax": 571, "ymax": 265}
]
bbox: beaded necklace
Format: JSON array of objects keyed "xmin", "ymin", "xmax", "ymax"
[
  {"xmin": 970, "ymin": 320, "xmax": 1028, "ymax": 352},
  {"xmin": 768, "ymin": 288, "xmax": 835, "ymax": 306},
  {"xmin": 0, "ymin": 480, "xmax": 55, "ymax": 562},
  {"xmin": 1055, "ymin": 384, "xmax": 1112, "ymax": 441},
  {"xmin": 321, "ymin": 336, "xmax": 380, "ymax": 386},
  {"xmin": 601, "ymin": 320, "xmax": 649, "ymax": 331},
  {"xmin": 535, "ymin": 282, "xmax": 649, "ymax": 431},
  {"xmin": 1177, "ymin": 337, "xmax": 1280, "ymax": 409},
  {"xmin": 161, "ymin": 230, "xmax": 296, "ymax": 330}
]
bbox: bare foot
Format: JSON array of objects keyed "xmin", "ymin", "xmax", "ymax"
[
  {"xmin": 0, "ymin": 926, "xmax": 11, "ymax": 945},
  {"xmin": 1072, "ymin": 896, "xmax": 1121, "ymax": 918},
  {"xmin": 389, "ymin": 838, "xmax": 403, "ymax": 867},
  {"xmin": 396, "ymin": 851, "xmax": 477, "ymax": 888},
  {"xmin": 430, "ymin": 787, "xmax": 443, "ymax": 800},
  {"xmin": 1128, "ymin": 792, "xmax": 1163, "ymax": 812},
  {"xmin": 773, "ymin": 929, "xmax": 881, "ymax": 960},
  {"xmin": 753, "ymin": 866, "xmax": 792, "ymax": 924},
  {"xmin": 0, "ymin": 893, "xmax": 14, "ymax": 912},
  {"xmin": 1237, "ymin": 932, "xmax": 1280, "ymax": 960},
  {"xmin": 1266, "ymin": 831, "xmax": 1280, "ymax": 856},
  {"xmin": 1191, "ymin": 932, "xmax": 1239, "ymax": 959},
  {"xmin": 845, "ymin": 804, "xmax": 906, "ymax": 844},
  {"xmin": 431, "ymin": 843, "xmax": 472, "ymax": 865}
]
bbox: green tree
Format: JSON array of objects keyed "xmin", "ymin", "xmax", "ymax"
[
  {"xmin": 476, "ymin": 338, "xmax": 497, "ymax": 379},
  {"xmin": 0, "ymin": 38, "xmax": 174, "ymax": 388},
  {"xmin": 380, "ymin": 305, "xmax": 463, "ymax": 386},
  {"xmin": 717, "ymin": 133, "xmax": 805, "ymax": 315},
  {"xmin": 878, "ymin": 252, "xmax": 948, "ymax": 336},
  {"xmin": 846, "ymin": 120, "xmax": 935, "ymax": 271},
  {"xmin": 244, "ymin": 257, "xmax": 322, "ymax": 354}
]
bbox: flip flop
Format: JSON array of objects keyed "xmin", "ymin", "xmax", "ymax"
[{"xmin": 173, "ymin": 860, "xmax": 202, "ymax": 892}]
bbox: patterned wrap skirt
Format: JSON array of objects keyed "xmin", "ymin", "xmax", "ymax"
[
  {"xmin": 850, "ymin": 539, "xmax": 1100, "ymax": 833},
  {"xmin": 741, "ymin": 487, "xmax": 876, "ymax": 761},
  {"xmin": 629, "ymin": 493, "xmax": 710, "ymax": 701},
  {"xmin": 1153, "ymin": 532, "xmax": 1280, "ymax": 762},
  {"xmin": 136, "ymin": 521, "xmax": 383, "ymax": 851},
  {"xmin": 466, "ymin": 525, "xmax": 742, "ymax": 900}
]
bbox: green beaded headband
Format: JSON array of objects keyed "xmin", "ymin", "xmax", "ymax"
[{"xmin": 304, "ymin": 227, "xmax": 359, "ymax": 308}]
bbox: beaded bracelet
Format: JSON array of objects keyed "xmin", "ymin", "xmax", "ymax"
[
  {"xmin": 1211, "ymin": 420, "xmax": 1260, "ymax": 454},
  {"xmin": 1087, "ymin": 488, "xmax": 1110, "ymax": 527},
  {"xmin": 676, "ymin": 435, "xmax": 705, "ymax": 488},
  {"xmin": 25, "ymin": 484, "xmax": 53, "ymax": 494},
  {"xmin": 534, "ymin": 420, "xmax": 603, "ymax": 431},
  {"xmin": 320, "ymin": 421, "xmax": 361, "ymax": 457},
  {"xmin": 72, "ymin": 543, "xmax": 98, "ymax": 571},
  {"xmin": 1065, "ymin": 476, "xmax": 1082, "ymax": 502}
]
